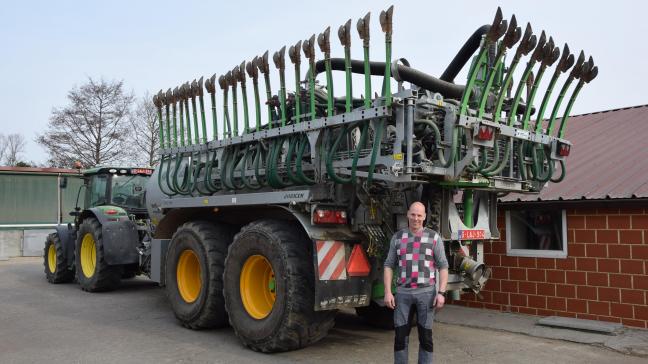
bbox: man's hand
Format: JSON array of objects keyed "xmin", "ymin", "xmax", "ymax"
[
  {"xmin": 435, "ymin": 293, "xmax": 446, "ymax": 309},
  {"xmin": 384, "ymin": 292, "xmax": 395, "ymax": 309}
]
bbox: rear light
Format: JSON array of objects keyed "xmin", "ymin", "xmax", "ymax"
[
  {"xmin": 313, "ymin": 209, "xmax": 348, "ymax": 225},
  {"xmin": 558, "ymin": 143, "xmax": 571, "ymax": 157},
  {"xmin": 105, "ymin": 209, "xmax": 118, "ymax": 215},
  {"xmin": 131, "ymin": 168, "xmax": 153, "ymax": 175},
  {"xmin": 476, "ymin": 125, "xmax": 495, "ymax": 141}
]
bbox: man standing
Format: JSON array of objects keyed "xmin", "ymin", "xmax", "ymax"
[{"xmin": 384, "ymin": 201, "xmax": 449, "ymax": 364}]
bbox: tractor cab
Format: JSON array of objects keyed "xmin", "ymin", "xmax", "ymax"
[{"xmin": 79, "ymin": 167, "xmax": 152, "ymax": 218}]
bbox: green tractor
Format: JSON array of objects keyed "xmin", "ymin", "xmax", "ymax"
[{"xmin": 44, "ymin": 166, "xmax": 153, "ymax": 291}]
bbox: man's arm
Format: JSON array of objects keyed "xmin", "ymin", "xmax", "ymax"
[
  {"xmin": 384, "ymin": 267, "xmax": 395, "ymax": 309},
  {"xmin": 383, "ymin": 233, "xmax": 398, "ymax": 309},
  {"xmin": 436, "ymin": 268, "xmax": 448, "ymax": 308},
  {"xmin": 433, "ymin": 233, "xmax": 450, "ymax": 309}
]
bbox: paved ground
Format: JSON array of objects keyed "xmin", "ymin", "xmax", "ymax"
[{"xmin": 1, "ymin": 257, "xmax": 646, "ymax": 364}]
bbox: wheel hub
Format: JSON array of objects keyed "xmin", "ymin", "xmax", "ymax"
[
  {"xmin": 47, "ymin": 244, "xmax": 57, "ymax": 273},
  {"xmin": 80, "ymin": 233, "xmax": 97, "ymax": 278},
  {"xmin": 177, "ymin": 249, "xmax": 202, "ymax": 303},
  {"xmin": 240, "ymin": 255, "xmax": 276, "ymax": 319}
]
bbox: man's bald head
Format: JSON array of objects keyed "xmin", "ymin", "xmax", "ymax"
[
  {"xmin": 409, "ymin": 201, "xmax": 426, "ymax": 214},
  {"xmin": 407, "ymin": 201, "xmax": 426, "ymax": 232}
]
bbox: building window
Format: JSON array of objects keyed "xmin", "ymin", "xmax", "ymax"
[{"xmin": 505, "ymin": 209, "xmax": 568, "ymax": 258}]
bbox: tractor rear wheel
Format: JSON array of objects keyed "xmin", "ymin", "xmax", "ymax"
[
  {"xmin": 165, "ymin": 221, "xmax": 233, "ymax": 329},
  {"xmin": 223, "ymin": 219, "xmax": 336, "ymax": 352},
  {"xmin": 75, "ymin": 218, "xmax": 122, "ymax": 292},
  {"xmin": 43, "ymin": 233, "xmax": 74, "ymax": 283}
]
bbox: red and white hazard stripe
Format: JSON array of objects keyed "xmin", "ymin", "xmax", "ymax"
[{"xmin": 316, "ymin": 240, "xmax": 347, "ymax": 280}]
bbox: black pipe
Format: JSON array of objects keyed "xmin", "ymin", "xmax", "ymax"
[
  {"xmin": 314, "ymin": 58, "xmax": 465, "ymax": 99},
  {"xmin": 440, "ymin": 25, "xmax": 490, "ymax": 83}
]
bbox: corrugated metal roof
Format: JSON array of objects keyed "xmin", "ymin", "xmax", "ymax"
[
  {"xmin": 501, "ymin": 104, "xmax": 648, "ymax": 202},
  {"xmin": 0, "ymin": 166, "xmax": 78, "ymax": 174}
]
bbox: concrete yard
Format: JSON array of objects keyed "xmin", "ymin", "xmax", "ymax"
[{"xmin": 1, "ymin": 257, "xmax": 645, "ymax": 364}]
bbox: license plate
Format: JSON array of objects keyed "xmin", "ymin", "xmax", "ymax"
[{"xmin": 459, "ymin": 229, "xmax": 485, "ymax": 240}]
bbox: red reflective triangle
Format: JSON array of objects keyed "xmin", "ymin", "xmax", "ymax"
[{"xmin": 346, "ymin": 244, "xmax": 371, "ymax": 276}]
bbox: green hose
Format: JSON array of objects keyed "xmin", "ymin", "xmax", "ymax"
[
  {"xmin": 239, "ymin": 144, "xmax": 261, "ymax": 190},
  {"xmin": 530, "ymin": 144, "xmax": 554, "ymax": 182},
  {"xmin": 191, "ymin": 152, "xmax": 212, "ymax": 195},
  {"xmin": 295, "ymin": 134, "xmax": 315, "ymax": 185},
  {"xmin": 551, "ymin": 160, "xmax": 566, "ymax": 182},
  {"xmin": 413, "ymin": 119, "xmax": 456, "ymax": 168},
  {"xmin": 157, "ymin": 155, "xmax": 177, "ymax": 196},
  {"xmin": 366, "ymin": 119, "xmax": 384, "ymax": 185},
  {"xmin": 203, "ymin": 150, "xmax": 221, "ymax": 193}
]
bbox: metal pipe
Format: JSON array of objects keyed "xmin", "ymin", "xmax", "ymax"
[
  {"xmin": 303, "ymin": 35, "xmax": 317, "ymax": 120},
  {"xmin": 289, "ymin": 40, "xmax": 302, "ymax": 123},
  {"xmin": 317, "ymin": 27, "xmax": 334, "ymax": 116},
  {"xmin": 546, "ymin": 51, "xmax": 585, "ymax": 135},
  {"xmin": 338, "ymin": 19, "xmax": 353, "ymax": 112},
  {"xmin": 507, "ymin": 31, "xmax": 546, "ymax": 127},
  {"xmin": 357, "ymin": 12, "xmax": 372, "ymax": 108},
  {"xmin": 273, "ymin": 46, "xmax": 288, "ymax": 127},
  {"xmin": 195, "ymin": 77, "xmax": 207, "ymax": 143},
  {"xmin": 256, "ymin": 51, "xmax": 273, "ymax": 127},
  {"xmin": 379, "ymin": 6, "xmax": 394, "ymax": 107},
  {"xmin": 534, "ymin": 44, "xmax": 573, "ymax": 133},
  {"xmin": 205, "ymin": 75, "xmax": 218, "ymax": 140},
  {"xmin": 245, "ymin": 59, "xmax": 262, "ymax": 132},
  {"xmin": 405, "ymin": 97, "xmax": 414, "ymax": 173},
  {"xmin": 230, "ymin": 67, "xmax": 240, "ymax": 136}
]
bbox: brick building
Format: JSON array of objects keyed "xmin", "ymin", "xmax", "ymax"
[{"xmin": 452, "ymin": 105, "xmax": 648, "ymax": 329}]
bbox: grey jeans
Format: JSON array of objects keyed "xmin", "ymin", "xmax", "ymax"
[{"xmin": 393, "ymin": 290, "xmax": 436, "ymax": 364}]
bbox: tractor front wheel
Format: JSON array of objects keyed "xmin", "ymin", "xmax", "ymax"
[
  {"xmin": 223, "ymin": 219, "xmax": 336, "ymax": 352},
  {"xmin": 75, "ymin": 218, "xmax": 122, "ymax": 292},
  {"xmin": 43, "ymin": 233, "xmax": 74, "ymax": 283}
]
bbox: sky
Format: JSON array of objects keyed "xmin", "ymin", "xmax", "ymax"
[{"xmin": 1, "ymin": 0, "xmax": 646, "ymax": 165}]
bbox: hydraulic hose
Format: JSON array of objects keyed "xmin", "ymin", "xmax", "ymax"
[
  {"xmin": 414, "ymin": 118, "xmax": 456, "ymax": 168},
  {"xmin": 191, "ymin": 152, "xmax": 212, "ymax": 195},
  {"xmin": 314, "ymin": 59, "xmax": 465, "ymax": 99},
  {"xmin": 157, "ymin": 154, "xmax": 178, "ymax": 196},
  {"xmin": 325, "ymin": 121, "xmax": 368, "ymax": 184},
  {"xmin": 239, "ymin": 144, "xmax": 262, "ymax": 190},
  {"xmin": 295, "ymin": 134, "xmax": 315, "ymax": 185},
  {"xmin": 440, "ymin": 25, "xmax": 491, "ymax": 83},
  {"xmin": 203, "ymin": 150, "xmax": 221, "ymax": 193}
]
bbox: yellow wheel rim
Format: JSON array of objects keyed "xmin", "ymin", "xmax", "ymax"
[
  {"xmin": 240, "ymin": 255, "xmax": 276, "ymax": 319},
  {"xmin": 47, "ymin": 244, "xmax": 57, "ymax": 273},
  {"xmin": 177, "ymin": 250, "xmax": 202, "ymax": 303},
  {"xmin": 80, "ymin": 233, "xmax": 97, "ymax": 278}
]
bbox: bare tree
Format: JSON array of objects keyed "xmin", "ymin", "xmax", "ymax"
[
  {"xmin": 37, "ymin": 78, "xmax": 134, "ymax": 168},
  {"xmin": 127, "ymin": 93, "xmax": 160, "ymax": 167},
  {"xmin": 0, "ymin": 134, "xmax": 7, "ymax": 164},
  {"xmin": 4, "ymin": 133, "xmax": 26, "ymax": 166}
]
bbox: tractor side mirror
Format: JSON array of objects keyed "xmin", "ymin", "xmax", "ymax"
[
  {"xmin": 69, "ymin": 207, "xmax": 81, "ymax": 217},
  {"xmin": 59, "ymin": 176, "xmax": 68, "ymax": 189}
]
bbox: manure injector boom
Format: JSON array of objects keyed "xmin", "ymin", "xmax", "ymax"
[{"xmin": 144, "ymin": 6, "xmax": 597, "ymax": 352}]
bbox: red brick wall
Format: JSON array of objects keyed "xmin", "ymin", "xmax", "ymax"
[{"xmin": 451, "ymin": 205, "xmax": 648, "ymax": 329}]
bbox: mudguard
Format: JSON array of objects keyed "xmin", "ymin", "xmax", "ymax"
[
  {"xmin": 54, "ymin": 224, "xmax": 76, "ymax": 269},
  {"xmin": 101, "ymin": 220, "xmax": 140, "ymax": 265},
  {"xmin": 80, "ymin": 206, "xmax": 140, "ymax": 265}
]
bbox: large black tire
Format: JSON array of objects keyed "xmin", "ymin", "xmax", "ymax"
[
  {"xmin": 223, "ymin": 219, "xmax": 336, "ymax": 353},
  {"xmin": 355, "ymin": 301, "xmax": 395, "ymax": 329},
  {"xmin": 75, "ymin": 218, "xmax": 122, "ymax": 292},
  {"xmin": 43, "ymin": 233, "xmax": 75, "ymax": 283},
  {"xmin": 165, "ymin": 221, "xmax": 233, "ymax": 329}
]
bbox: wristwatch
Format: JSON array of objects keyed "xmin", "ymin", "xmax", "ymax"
[{"xmin": 438, "ymin": 291, "xmax": 447, "ymax": 298}]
